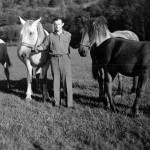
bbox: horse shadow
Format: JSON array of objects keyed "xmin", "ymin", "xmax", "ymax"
[
  {"xmin": 73, "ymin": 91, "xmax": 150, "ymax": 117},
  {"xmin": 0, "ymin": 79, "xmax": 149, "ymax": 117},
  {"xmin": 73, "ymin": 93, "xmax": 102, "ymax": 108},
  {"xmin": 0, "ymin": 78, "xmax": 53, "ymax": 102}
]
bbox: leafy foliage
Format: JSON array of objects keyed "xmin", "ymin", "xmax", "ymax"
[{"xmin": 0, "ymin": 0, "xmax": 149, "ymax": 43}]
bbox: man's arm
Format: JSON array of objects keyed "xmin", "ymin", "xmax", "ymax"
[
  {"xmin": 32, "ymin": 35, "xmax": 50, "ymax": 52},
  {"xmin": 68, "ymin": 34, "xmax": 72, "ymax": 54}
]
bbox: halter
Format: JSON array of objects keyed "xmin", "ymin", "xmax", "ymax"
[
  {"xmin": 80, "ymin": 43, "xmax": 90, "ymax": 47},
  {"xmin": 79, "ymin": 42, "xmax": 94, "ymax": 52},
  {"xmin": 80, "ymin": 33, "xmax": 94, "ymax": 50},
  {"xmin": 21, "ymin": 42, "xmax": 35, "ymax": 49}
]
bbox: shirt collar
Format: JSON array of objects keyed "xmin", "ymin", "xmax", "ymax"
[{"xmin": 53, "ymin": 30, "xmax": 66, "ymax": 35}]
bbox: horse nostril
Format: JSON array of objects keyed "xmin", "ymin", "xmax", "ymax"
[{"xmin": 21, "ymin": 53, "xmax": 26, "ymax": 59}]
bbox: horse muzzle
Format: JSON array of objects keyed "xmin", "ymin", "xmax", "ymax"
[
  {"xmin": 18, "ymin": 43, "xmax": 33, "ymax": 60},
  {"xmin": 78, "ymin": 47, "xmax": 89, "ymax": 57}
]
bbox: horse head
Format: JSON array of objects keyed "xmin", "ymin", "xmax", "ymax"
[
  {"xmin": 18, "ymin": 17, "xmax": 46, "ymax": 61},
  {"xmin": 78, "ymin": 18, "xmax": 95, "ymax": 57},
  {"xmin": 78, "ymin": 16, "xmax": 108, "ymax": 57}
]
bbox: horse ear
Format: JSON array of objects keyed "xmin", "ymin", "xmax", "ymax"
[
  {"xmin": 19, "ymin": 16, "xmax": 26, "ymax": 25},
  {"xmin": 33, "ymin": 17, "xmax": 42, "ymax": 26}
]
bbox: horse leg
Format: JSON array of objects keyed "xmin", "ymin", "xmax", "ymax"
[
  {"xmin": 116, "ymin": 73, "xmax": 123, "ymax": 97},
  {"xmin": 130, "ymin": 76, "xmax": 138, "ymax": 94},
  {"xmin": 98, "ymin": 68, "xmax": 104, "ymax": 99},
  {"xmin": 35, "ymin": 67, "xmax": 42, "ymax": 93},
  {"xmin": 41, "ymin": 61, "xmax": 50, "ymax": 102},
  {"xmin": 3, "ymin": 62, "xmax": 11, "ymax": 91},
  {"xmin": 104, "ymin": 70, "xmax": 116, "ymax": 112},
  {"xmin": 26, "ymin": 60, "xmax": 33, "ymax": 101},
  {"xmin": 132, "ymin": 72, "xmax": 148, "ymax": 116}
]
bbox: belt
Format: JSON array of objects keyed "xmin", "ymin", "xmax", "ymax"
[{"xmin": 49, "ymin": 53, "xmax": 69, "ymax": 57}]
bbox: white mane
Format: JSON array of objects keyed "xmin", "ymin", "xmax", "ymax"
[
  {"xmin": 44, "ymin": 30, "xmax": 49, "ymax": 36},
  {"xmin": 0, "ymin": 39, "xmax": 5, "ymax": 43}
]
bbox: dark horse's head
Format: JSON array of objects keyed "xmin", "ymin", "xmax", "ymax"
[{"xmin": 78, "ymin": 16, "xmax": 108, "ymax": 57}]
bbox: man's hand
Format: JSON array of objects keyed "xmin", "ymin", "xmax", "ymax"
[{"xmin": 31, "ymin": 46, "xmax": 39, "ymax": 53}]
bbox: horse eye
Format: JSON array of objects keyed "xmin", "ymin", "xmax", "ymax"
[{"xmin": 29, "ymin": 32, "xmax": 33, "ymax": 36}]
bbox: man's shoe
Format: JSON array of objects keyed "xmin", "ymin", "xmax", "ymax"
[
  {"xmin": 67, "ymin": 106, "xmax": 75, "ymax": 110},
  {"xmin": 52, "ymin": 102, "xmax": 60, "ymax": 108}
]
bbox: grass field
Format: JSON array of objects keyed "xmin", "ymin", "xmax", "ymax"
[{"xmin": 0, "ymin": 46, "xmax": 150, "ymax": 150}]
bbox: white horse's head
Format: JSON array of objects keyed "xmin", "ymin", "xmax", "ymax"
[
  {"xmin": 18, "ymin": 17, "xmax": 45, "ymax": 60},
  {"xmin": 19, "ymin": 16, "xmax": 42, "ymax": 46}
]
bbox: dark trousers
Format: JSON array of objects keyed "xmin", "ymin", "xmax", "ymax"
[{"xmin": 50, "ymin": 54, "xmax": 73, "ymax": 107}]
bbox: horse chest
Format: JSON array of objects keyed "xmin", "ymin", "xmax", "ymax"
[{"xmin": 29, "ymin": 52, "xmax": 48, "ymax": 66}]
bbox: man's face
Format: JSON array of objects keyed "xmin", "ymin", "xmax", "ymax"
[{"xmin": 54, "ymin": 19, "xmax": 64, "ymax": 32}]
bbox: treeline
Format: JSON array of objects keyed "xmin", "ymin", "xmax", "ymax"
[
  {"xmin": 0, "ymin": 0, "xmax": 149, "ymax": 45},
  {"xmin": 0, "ymin": 0, "xmax": 92, "ymax": 8}
]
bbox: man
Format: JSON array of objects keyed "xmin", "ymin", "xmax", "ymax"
[{"xmin": 33, "ymin": 17, "xmax": 73, "ymax": 108}]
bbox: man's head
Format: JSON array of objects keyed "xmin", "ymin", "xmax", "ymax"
[{"xmin": 53, "ymin": 17, "xmax": 64, "ymax": 33}]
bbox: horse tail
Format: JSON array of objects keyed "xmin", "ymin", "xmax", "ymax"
[{"xmin": 92, "ymin": 60, "xmax": 99, "ymax": 80}]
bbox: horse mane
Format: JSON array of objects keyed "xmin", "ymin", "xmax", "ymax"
[
  {"xmin": 93, "ymin": 16, "xmax": 108, "ymax": 38},
  {"xmin": 36, "ymin": 22, "xmax": 46, "ymax": 46},
  {"xmin": 81, "ymin": 16, "xmax": 108, "ymax": 46}
]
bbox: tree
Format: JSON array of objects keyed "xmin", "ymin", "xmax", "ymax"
[
  {"xmin": 86, "ymin": 4, "xmax": 103, "ymax": 17},
  {"xmin": 48, "ymin": 0, "xmax": 62, "ymax": 7}
]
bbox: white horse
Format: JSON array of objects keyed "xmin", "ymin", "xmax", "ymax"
[
  {"xmin": 0, "ymin": 39, "xmax": 11, "ymax": 90},
  {"xmin": 79, "ymin": 16, "xmax": 139, "ymax": 97},
  {"xmin": 17, "ymin": 17, "xmax": 50, "ymax": 101}
]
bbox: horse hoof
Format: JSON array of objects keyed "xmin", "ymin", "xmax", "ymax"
[
  {"xmin": 8, "ymin": 88, "xmax": 12, "ymax": 93},
  {"xmin": 131, "ymin": 113, "xmax": 139, "ymax": 118},
  {"xmin": 26, "ymin": 97, "xmax": 32, "ymax": 102},
  {"xmin": 110, "ymin": 105, "xmax": 117, "ymax": 113},
  {"xmin": 43, "ymin": 96, "xmax": 50, "ymax": 102},
  {"xmin": 131, "ymin": 109, "xmax": 139, "ymax": 117},
  {"xmin": 130, "ymin": 88, "xmax": 136, "ymax": 94}
]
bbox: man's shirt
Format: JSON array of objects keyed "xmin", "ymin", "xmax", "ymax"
[{"xmin": 41, "ymin": 30, "xmax": 71, "ymax": 55}]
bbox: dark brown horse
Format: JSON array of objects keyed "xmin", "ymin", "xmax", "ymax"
[
  {"xmin": 79, "ymin": 16, "xmax": 139, "ymax": 97},
  {"xmin": 0, "ymin": 39, "xmax": 11, "ymax": 90},
  {"xmin": 78, "ymin": 17, "xmax": 150, "ymax": 116}
]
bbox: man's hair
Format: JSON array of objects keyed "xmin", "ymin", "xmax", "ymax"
[{"xmin": 53, "ymin": 17, "xmax": 64, "ymax": 23}]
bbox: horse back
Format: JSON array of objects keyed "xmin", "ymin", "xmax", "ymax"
[
  {"xmin": 96, "ymin": 38, "xmax": 150, "ymax": 76},
  {"xmin": 100, "ymin": 37, "xmax": 150, "ymax": 60}
]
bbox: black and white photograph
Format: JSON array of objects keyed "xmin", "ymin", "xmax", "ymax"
[{"xmin": 0, "ymin": 0, "xmax": 149, "ymax": 149}]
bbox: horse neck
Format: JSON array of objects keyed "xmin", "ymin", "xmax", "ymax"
[{"xmin": 36, "ymin": 25, "xmax": 46, "ymax": 46}]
